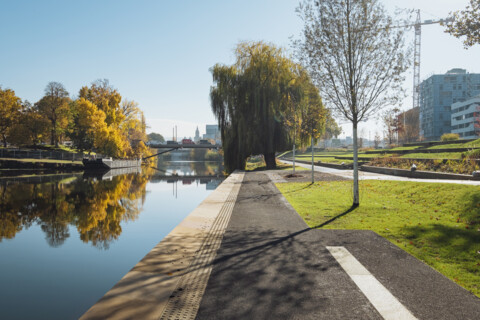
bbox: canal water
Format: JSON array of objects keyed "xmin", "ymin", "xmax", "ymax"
[{"xmin": 0, "ymin": 153, "xmax": 224, "ymax": 320}]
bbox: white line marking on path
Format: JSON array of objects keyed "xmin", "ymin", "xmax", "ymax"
[{"xmin": 326, "ymin": 246, "xmax": 418, "ymax": 320}]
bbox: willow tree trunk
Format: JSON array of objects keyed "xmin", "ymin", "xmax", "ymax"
[
  {"xmin": 352, "ymin": 121, "xmax": 359, "ymax": 206},
  {"xmin": 264, "ymin": 152, "xmax": 276, "ymax": 169}
]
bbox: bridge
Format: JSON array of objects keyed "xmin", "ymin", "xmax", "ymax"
[
  {"xmin": 148, "ymin": 144, "xmax": 221, "ymax": 149},
  {"xmin": 151, "ymin": 174, "xmax": 223, "ymax": 181},
  {"xmin": 144, "ymin": 144, "xmax": 222, "ymax": 160}
]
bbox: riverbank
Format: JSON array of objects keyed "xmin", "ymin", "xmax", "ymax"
[
  {"xmin": 0, "ymin": 158, "xmax": 84, "ymax": 173},
  {"xmin": 81, "ymin": 170, "xmax": 480, "ymax": 319}
]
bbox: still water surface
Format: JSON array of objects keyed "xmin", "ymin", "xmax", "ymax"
[{"xmin": 0, "ymin": 157, "xmax": 223, "ymax": 319}]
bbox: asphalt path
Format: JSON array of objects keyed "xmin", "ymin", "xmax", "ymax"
[
  {"xmin": 280, "ymin": 159, "xmax": 480, "ymax": 185},
  {"xmin": 195, "ymin": 171, "xmax": 480, "ymax": 320}
]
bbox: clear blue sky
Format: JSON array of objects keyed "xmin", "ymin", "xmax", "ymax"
[{"xmin": 1, "ymin": 0, "xmax": 479, "ymax": 140}]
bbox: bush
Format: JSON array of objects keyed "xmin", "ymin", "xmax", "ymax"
[
  {"xmin": 368, "ymin": 156, "xmax": 479, "ymax": 174},
  {"xmin": 440, "ymin": 133, "xmax": 460, "ymax": 141},
  {"xmin": 462, "ymin": 148, "xmax": 480, "ymax": 160}
]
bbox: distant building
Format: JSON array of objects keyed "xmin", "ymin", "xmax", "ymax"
[
  {"xmin": 203, "ymin": 124, "xmax": 221, "ymax": 144},
  {"xmin": 397, "ymin": 107, "xmax": 420, "ymax": 143},
  {"xmin": 194, "ymin": 126, "xmax": 200, "ymax": 143},
  {"xmin": 420, "ymin": 68, "xmax": 480, "ymax": 141},
  {"xmin": 451, "ymin": 95, "xmax": 480, "ymax": 139}
]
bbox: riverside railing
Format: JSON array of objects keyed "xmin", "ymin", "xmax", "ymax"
[{"xmin": 0, "ymin": 149, "xmax": 84, "ymax": 161}]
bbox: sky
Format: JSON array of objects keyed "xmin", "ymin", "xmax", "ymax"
[{"xmin": 1, "ymin": 0, "xmax": 479, "ymax": 140}]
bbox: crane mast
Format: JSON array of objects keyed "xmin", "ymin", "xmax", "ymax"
[
  {"xmin": 411, "ymin": 10, "xmax": 452, "ymax": 110},
  {"xmin": 413, "ymin": 10, "xmax": 421, "ymax": 110}
]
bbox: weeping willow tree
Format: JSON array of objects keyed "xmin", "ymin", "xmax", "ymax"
[{"xmin": 210, "ymin": 41, "xmax": 325, "ymax": 173}]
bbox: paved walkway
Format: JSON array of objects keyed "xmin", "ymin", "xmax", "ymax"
[
  {"xmin": 280, "ymin": 159, "xmax": 480, "ymax": 185},
  {"xmin": 195, "ymin": 171, "xmax": 480, "ymax": 319}
]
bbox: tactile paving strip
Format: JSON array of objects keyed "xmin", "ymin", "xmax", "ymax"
[{"xmin": 159, "ymin": 172, "xmax": 244, "ymax": 320}]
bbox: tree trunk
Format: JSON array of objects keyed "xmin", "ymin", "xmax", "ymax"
[
  {"xmin": 352, "ymin": 121, "xmax": 359, "ymax": 206},
  {"xmin": 264, "ymin": 152, "xmax": 276, "ymax": 169}
]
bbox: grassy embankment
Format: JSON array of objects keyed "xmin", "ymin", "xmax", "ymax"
[
  {"xmin": 284, "ymin": 139, "xmax": 480, "ymax": 173},
  {"xmin": 245, "ymin": 158, "xmax": 307, "ymax": 171},
  {"xmin": 276, "ymin": 180, "xmax": 480, "ymax": 298},
  {"xmin": 0, "ymin": 158, "xmax": 82, "ymax": 164}
]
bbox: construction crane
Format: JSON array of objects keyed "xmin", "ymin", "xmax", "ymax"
[{"xmin": 411, "ymin": 10, "xmax": 452, "ymax": 110}]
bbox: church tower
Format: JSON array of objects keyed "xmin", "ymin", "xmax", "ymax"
[{"xmin": 194, "ymin": 126, "xmax": 200, "ymax": 143}]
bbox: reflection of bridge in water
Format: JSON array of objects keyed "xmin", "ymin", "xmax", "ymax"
[
  {"xmin": 149, "ymin": 144, "xmax": 221, "ymax": 149},
  {"xmin": 144, "ymin": 144, "xmax": 221, "ymax": 160},
  {"xmin": 151, "ymin": 174, "xmax": 224, "ymax": 197}
]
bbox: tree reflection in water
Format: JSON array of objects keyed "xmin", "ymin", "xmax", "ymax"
[{"xmin": 0, "ymin": 169, "xmax": 153, "ymax": 249}]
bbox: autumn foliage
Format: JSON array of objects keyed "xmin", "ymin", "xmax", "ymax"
[{"xmin": 0, "ymin": 80, "xmax": 150, "ymax": 159}]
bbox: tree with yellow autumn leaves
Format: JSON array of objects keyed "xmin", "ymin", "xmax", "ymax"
[
  {"xmin": 0, "ymin": 87, "xmax": 22, "ymax": 147},
  {"xmin": 0, "ymin": 80, "xmax": 150, "ymax": 159},
  {"xmin": 74, "ymin": 79, "xmax": 148, "ymax": 158}
]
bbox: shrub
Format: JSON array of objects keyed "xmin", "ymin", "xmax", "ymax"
[
  {"xmin": 368, "ymin": 156, "xmax": 479, "ymax": 174},
  {"xmin": 440, "ymin": 133, "xmax": 460, "ymax": 141},
  {"xmin": 462, "ymin": 148, "xmax": 480, "ymax": 160}
]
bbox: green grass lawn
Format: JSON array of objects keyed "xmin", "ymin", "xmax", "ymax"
[
  {"xmin": 294, "ymin": 156, "xmax": 354, "ymax": 164},
  {"xmin": 426, "ymin": 139, "xmax": 480, "ymax": 150},
  {"xmin": 277, "ymin": 151, "xmax": 293, "ymax": 158},
  {"xmin": 399, "ymin": 152, "xmax": 463, "ymax": 159},
  {"xmin": 313, "ymin": 157, "xmax": 354, "ymax": 164},
  {"xmin": 276, "ymin": 180, "xmax": 480, "ymax": 298},
  {"xmin": 245, "ymin": 159, "xmax": 307, "ymax": 171},
  {"xmin": 387, "ymin": 146, "xmax": 422, "ymax": 151}
]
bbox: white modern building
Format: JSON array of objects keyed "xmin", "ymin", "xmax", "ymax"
[{"xmin": 451, "ymin": 95, "xmax": 480, "ymax": 139}]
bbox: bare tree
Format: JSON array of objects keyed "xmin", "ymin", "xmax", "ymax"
[
  {"xmin": 296, "ymin": 0, "xmax": 409, "ymax": 206},
  {"xmin": 398, "ymin": 107, "xmax": 419, "ymax": 143},
  {"xmin": 383, "ymin": 107, "xmax": 401, "ymax": 147},
  {"xmin": 374, "ymin": 132, "xmax": 381, "ymax": 149}
]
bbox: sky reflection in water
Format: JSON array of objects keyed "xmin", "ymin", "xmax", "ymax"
[{"xmin": 0, "ymin": 158, "xmax": 223, "ymax": 320}]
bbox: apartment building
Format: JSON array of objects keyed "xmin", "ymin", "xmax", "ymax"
[
  {"xmin": 451, "ymin": 95, "xmax": 480, "ymax": 139},
  {"xmin": 420, "ymin": 68, "xmax": 480, "ymax": 141}
]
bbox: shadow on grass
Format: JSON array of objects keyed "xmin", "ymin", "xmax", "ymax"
[
  {"xmin": 460, "ymin": 190, "xmax": 480, "ymax": 225},
  {"xmin": 311, "ymin": 204, "xmax": 359, "ymax": 229},
  {"xmin": 283, "ymin": 182, "xmax": 314, "ymax": 194},
  {"xmin": 400, "ymin": 224, "xmax": 480, "ymax": 270}
]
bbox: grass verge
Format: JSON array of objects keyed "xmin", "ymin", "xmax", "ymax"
[
  {"xmin": 399, "ymin": 152, "xmax": 463, "ymax": 159},
  {"xmin": 245, "ymin": 159, "xmax": 307, "ymax": 171},
  {"xmin": 276, "ymin": 180, "xmax": 480, "ymax": 298}
]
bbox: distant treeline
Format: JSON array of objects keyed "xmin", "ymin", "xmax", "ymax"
[{"xmin": 0, "ymin": 79, "xmax": 150, "ymax": 158}]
